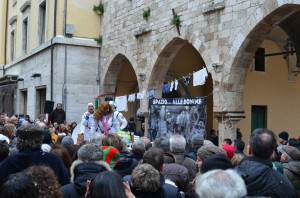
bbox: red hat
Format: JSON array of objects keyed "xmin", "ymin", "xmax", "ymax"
[{"xmin": 222, "ymin": 144, "xmax": 235, "ymax": 159}]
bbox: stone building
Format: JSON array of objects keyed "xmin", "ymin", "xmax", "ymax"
[
  {"xmin": 100, "ymin": 0, "xmax": 300, "ymax": 141},
  {"xmin": 1, "ymin": 0, "xmax": 300, "ymax": 142},
  {"xmin": 0, "ymin": 0, "xmax": 101, "ymax": 122}
]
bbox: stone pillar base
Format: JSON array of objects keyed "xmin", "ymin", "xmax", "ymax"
[{"xmin": 214, "ymin": 111, "xmax": 245, "ymax": 146}]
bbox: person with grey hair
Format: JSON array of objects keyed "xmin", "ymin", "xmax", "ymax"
[
  {"xmin": 89, "ymin": 132, "xmax": 105, "ymax": 146},
  {"xmin": 169, "ymin": 135, "xmax": 186, "ymax": 164},
  {"xmin": 61, "ymin": 143, "xmax": 111, "ymax": 198},
  {"xmin": 131, "ymin": 140, "xmax": 146, "ymax": 162},
  {"xmin": 195, "ymin": 169, "xmax": 247, "ymax": 198},
  {"xmin": 139, "ymin": 136, "xmax": 152, "ymax": 150},
  {"xmin": 131, "ymin": 164, "xmax": 166, "ymax": 197},
  {"xmin": 81, "ymin": 103, "xmax": 96, "ymax": 141},
  {"xmin": 154, "ymin": 136, "xmax": 174, "ymax": 163},
  {"xmin": 157, "ymin": 135, "xmax": 193, "ymax": 197}
]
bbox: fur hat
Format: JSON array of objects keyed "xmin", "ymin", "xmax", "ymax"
[
  {"xmin": 61, "ymin": 136, "xmax": 74, "ymax": 147},
  {"xmin": 201, "ymin": 153, "xmax": 234, "ymax": 173},
  {"xmin": 101, "ymin": 146, "xmax": 120, "ymax": 168},
  {"xmin": 78, "ymin": 143, "xmax": 103, "ymax": 162},
  {"xmin": 197, "ymin": 145, "xmax": 226, "ymax": 161},
  {"xmin": 17, "ymin": 125, "xmax": 44, "ymax": 142},
  {"xmin": 222, "ymin": 144, "xmax": 235, "ymax": 159},
  {"xmin": 282, "ymin": 145, "xmax": 300, "ymax": 161},
  {"xmin": 279, "ymin": 131, "xmax": 289, "ymax": 141},
  {"xmin": 191, "ymin": 133, "xmax": 204, "ymax": 146}
]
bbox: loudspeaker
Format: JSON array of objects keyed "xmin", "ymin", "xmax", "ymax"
[{"xmin": 44, "ymin": 100, "xmax": 54, "ymax": 114}]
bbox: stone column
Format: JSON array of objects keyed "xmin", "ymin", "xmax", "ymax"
[
  {"xmin": 214, "ymin": 111, "xmax": 245, "ymax": 146},
  {"xmin": 143, "ymin": 111, "xmax": 149, "ymax": 137}
]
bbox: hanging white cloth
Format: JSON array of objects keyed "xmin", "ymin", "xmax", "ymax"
[
  {"xmin": 175, "ymin": 80, "xmax": 179, "ymax": 90},
  {"xmin": 137, "ymin": 90, "xmax": 146, "ymax": 100},
  {"xmin": 115, "ymin": 96, "xmax": 128, "ymax": 112},
  {"xmin": 128, "ymin": 94, "xmax": 136, "ymax": 102},
  {"xmin": 193, "ymin": 68, "xmax": 208, "ymax": 86},
  {"xmin": 170, "ymin": 81, "xmax": 174, "ymax": 92}
]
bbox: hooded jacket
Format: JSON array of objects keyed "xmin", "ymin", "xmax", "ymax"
[
  {"xmin": 236, "ymin": 157, "xmax": 296, "ymax": 197},
  {"xmin": 282, "ymin": 161, "xmax": 300, "ymax": 197},
  {"xmin": 114, "ymin": 152, "xmax": 138, "ymax": 177},
  {"xmin": 61, "ymin": 160, "xmax": 111, "ymax": 198}
]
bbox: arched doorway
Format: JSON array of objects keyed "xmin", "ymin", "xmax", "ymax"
[
  {"xmin": 102, "ymin": 54, "xmax": 139, "ymax": 125},
  {"xmin": 149, "ymin": 38, "xmax": 214, "ymax": 139},
  {"xmin": 229, "ymin": 4, "xmax": 300, "ymax": 140}
]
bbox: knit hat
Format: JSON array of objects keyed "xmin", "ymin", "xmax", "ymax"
[
  {"xmin": 201, "ymin": 153, "xmax": 234, "ymax": 173},
  {"xmin": 101, "ymin": 146, "xmax": 120, "ymax": 168},
  {"xmin": 191, "ymin": 133, "xmax": 204, "ymax": 146},
  {"xmin": 197, "ymin": 145, "xmax": 226, "ymax": 161},
  {"xmin": 279, "ymin": 131, "xmax": 289, "ymax": 141},
  {"xmin": 61, "ymin": 136, "xmax": 74, "ymax": 147},
  {"xmin": 282, "ymin": 145, "xmax": 300, "ymax": 161},
  {"xmin": 78, "ymin": 143, "xmax": 103, "ymax": 162},
  {"xmin": 17, "ymin": 125, "xmax": 44, "ymax": 142},
  {"xmin": 222, "ymin": 144, "xmax": 235, "ymax": 159}
]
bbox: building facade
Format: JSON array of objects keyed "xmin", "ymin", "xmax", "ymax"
[
  {"xmin": 100, "ymin": 0, "xmax": 300, "ymax": 141},
  {"xmin": 1, "ymin": 0, "xmax": 299, "ymax": 142},
  {"xmin": 0, "ymin": 0, "xmax": 101, "ymax": 122}
]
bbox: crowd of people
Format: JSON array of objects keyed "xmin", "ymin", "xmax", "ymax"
[{"xmin": 0, "ymin": 102, "xmax": 300, "ymax": 197}]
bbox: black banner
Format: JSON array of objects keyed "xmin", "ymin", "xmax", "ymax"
[{"xmin": 148, "ymin": 97, "xmax": 207, "ymax": 143}]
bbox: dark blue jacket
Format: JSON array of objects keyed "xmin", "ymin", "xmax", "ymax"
[
  {"xmin": 0, "ymin": 150, "xmax": 70, "ymax": 186},
  {"xmin": 236, "ymin": 157, "xmax": 296, "ymax": 197},
  {"xmin": 61, "ymin": 160, "xmax": 111, "ymax": 198}
]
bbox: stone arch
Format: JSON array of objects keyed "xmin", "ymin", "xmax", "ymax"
[
  {"xmin": 148, "ymin": 26, "xmax": 213, "ymax": 89},
  {"xmin": 101, "ymin": 46, "xmax": 139, "ymax": 93},
  {"xmin": 226, "ymin": 1, "xmax": 300, "ymax": 86}
]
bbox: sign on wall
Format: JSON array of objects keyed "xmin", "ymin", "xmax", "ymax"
[{"xmin": 148, "ymin": 97, "xmax": 207, "ymax": 143}]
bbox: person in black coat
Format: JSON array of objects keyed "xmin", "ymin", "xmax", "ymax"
[
  {"xmin": 49, "ymin": 103, "xmax": 66, "ymax": 125},
  {"xmin": 235, "ymin": 128, "xmax": 296, "ymax": 197},
  {"xmin": 0, "ymin": 124, "xmax": 70, "ymax": 186},
  {"xmin": 61, "ymin": 144, "xmax": 111, "ymax": 198}
]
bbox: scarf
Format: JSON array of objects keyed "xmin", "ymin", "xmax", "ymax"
[{"xmin": 101, "ymin": 115, "xmax": 109, "ymax": 135}]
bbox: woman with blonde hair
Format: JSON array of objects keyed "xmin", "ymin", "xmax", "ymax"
[{"xmin": 93, "ymin": 101, "xmax": 119, "ymax": 135}]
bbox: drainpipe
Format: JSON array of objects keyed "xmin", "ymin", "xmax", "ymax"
[
  {"xmin": 62, "ymin": 0, "xmax": 68, "ymax": 113},
  {"xmin": 3, "ymin": 0, "xmax": 9, "ymax": 75},
  {"xmin": 50, "ymin": 0, "xmax": 57, "ymax": 100}
]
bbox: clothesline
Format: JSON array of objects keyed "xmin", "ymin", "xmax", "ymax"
[{"xmin": 100, "ymin": 67, "xmax": 210, "ymax": 111}]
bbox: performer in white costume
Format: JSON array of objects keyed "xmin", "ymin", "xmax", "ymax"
[
  {"xmin": 109, "ymin": 101, "xmax": 128, "ymax": 131},
  {"xmin": 81, "ymin": 103, "xmax": 96, "ymax": 141},
  {"xmin": 94, "ymin": 101, "xmax": 119, "ymax": 135}
]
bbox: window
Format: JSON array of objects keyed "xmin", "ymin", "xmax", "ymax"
[
  {"xmin": 22, "ymin": 18, "xmax": 28, "ymax": 54},
  {"xmin": 21, "ymin": 90, "xmax": 28, "ymax": 114},
  {"xmin": 255, "ymin": 48, "xmax": 265, "ymax": 72},
  {"xmin": 10, "ymin": 30, "xmax": 15, "ymax": 61},
  {"xmin": 251, "ymin": 105, "xmax": 267, "ymax": 132},
  {"xmin": 39, "ymin": 2, "xmax": 46, "ymax": 44},
  {"xmin": 36, "ymin": 88, "xmax": 46, "ymax": 118}
]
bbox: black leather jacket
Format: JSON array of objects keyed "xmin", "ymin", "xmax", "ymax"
[{"xmin": 235, "ymin": 157, "xmax": 296, "ymax": 198}]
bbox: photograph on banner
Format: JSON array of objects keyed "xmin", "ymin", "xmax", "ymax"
[{"xmin": 148, "ymin": 97, "xmax": 207, "ymax": 143}]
